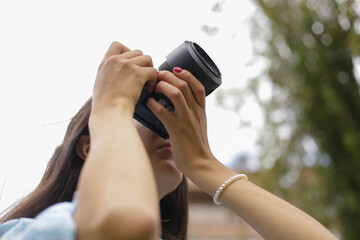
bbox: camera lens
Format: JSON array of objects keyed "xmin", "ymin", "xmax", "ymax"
[
  {"xmin": 192, "ymin": 43, "xmax": 221, "ymax": 78},
  {"xmin": 160, "ymin": 41, "xmax": 222, "ymax": 96}
]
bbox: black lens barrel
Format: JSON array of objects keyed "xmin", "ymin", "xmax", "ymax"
[{"xmin": 159, "ymin": 41, "xmax": 221, "ymax": 95}]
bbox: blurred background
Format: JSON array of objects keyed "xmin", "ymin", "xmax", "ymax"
[{"xmin": 0, "ymin": 0, "xmax": 359, "ymax": 239}]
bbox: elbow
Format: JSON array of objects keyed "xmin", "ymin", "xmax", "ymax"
[
  {"xmin": 75, "ymin": 207, "xmax": 159, "ymax": 240},
  {"xmin": 98, "ymin": 208, "xmax": 159, "ymax": 240}
]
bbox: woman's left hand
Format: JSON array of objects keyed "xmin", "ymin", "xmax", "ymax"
[
  {"xmin": 148, "ymin": 69, "xmax": 339, "ymax": 240},
  {"xmin": 146, "ymin": 67, "xmax": 216, "ymax": 175}
]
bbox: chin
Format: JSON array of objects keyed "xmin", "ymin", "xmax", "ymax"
[
  {"xmin": 150, "ymin": 151, "xmax": 183, "ymax": 199},
  {"xmin": 154, "ymin": 166, "xmax": 183, "ymax": 199}
]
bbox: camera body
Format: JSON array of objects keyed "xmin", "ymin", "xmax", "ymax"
[{"xmin": 133, "ymin": 41, "xmax": 222, "ymax": 139}]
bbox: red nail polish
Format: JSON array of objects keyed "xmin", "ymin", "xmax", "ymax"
[{"xmin": 174, "ymin": 67, "xmax": 183, "ymax": 73}]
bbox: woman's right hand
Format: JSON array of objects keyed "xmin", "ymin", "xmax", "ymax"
[{"xmin": 91, "ymin": 41, "xmax": 158, "ymax": 116}]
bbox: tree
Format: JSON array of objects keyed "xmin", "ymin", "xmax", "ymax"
[{"xmin": 215, "ymin": 0, "xmax": 360, "ymax": 238}]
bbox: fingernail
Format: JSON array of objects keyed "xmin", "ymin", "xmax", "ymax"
[{"xmin": 174, "ymin": 67, "xmax": 183, "ymax": 73}]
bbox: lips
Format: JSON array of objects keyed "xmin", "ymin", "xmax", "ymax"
[{"xmin": 159, "ymin": 141, "xmax": 171, "ymax": 149}]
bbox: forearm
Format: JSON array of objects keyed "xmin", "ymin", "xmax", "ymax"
[
  {"xmin": 74, "ymin": 108, "xmax": 159, "ymax": 240},
  {"xmin": 224, "ymin": 179, "xmax": 337, "ymax": 239},
  {"xmin": 187, "ymin": 158, "xmax": 338, "ymax": 240}
]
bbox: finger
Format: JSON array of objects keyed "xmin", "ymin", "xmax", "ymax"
[
  {"xmin": 103, "ymin": 41, "xmax": 131, "ymax": 61},
  {"xmin": 147, "ymin": 97, "xmax": 174, "ymax": 125},
  {"xmin": 173, "ymin": 67, "xmax": 206, "ymax": 109},
  {"xmin": 158, "ymin": 71, "xmax": 197, "ymax": 109},
  {"xmin": 104, "ymin": 50, "xmax": 144, "ymax": 67},
  {"xmin": 124, "ymin": 55, "xmax": 156, "ymax": 92},
  {"xmin": 105, "ymin": 53, "xmax": 153, "ymax": 69},
  {"xmin": 116, "ymin": 49, "xmax": 144, "ymax": 60},
  {"xmin": 152, "ymin": 81, "xmax": 189, "ymax": 115},
  {"xmin": 129, "ymin": 54, "xmax": 154, "ymax": 68},
  {"xmin": 128, "ymin": 66, "xmax": 158, "ymax": 95},
  {"xmin": 141, "ymin": 67, "xmax": 158, "ymax": 89},
  {"xmin": 146, "ymin": 72, "xmax": 158, "ymax": 94}
]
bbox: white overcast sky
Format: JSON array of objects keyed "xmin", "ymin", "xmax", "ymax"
[{"xmin": 0, "ymin": 0, "xmax": 263, "ymax": 212}]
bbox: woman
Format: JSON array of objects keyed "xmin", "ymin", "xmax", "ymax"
[{"xmin": 0, "ymin": 42, "xmax": 338, "ymax": 240}]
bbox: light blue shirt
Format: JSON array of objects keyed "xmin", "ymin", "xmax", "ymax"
[
  {"xmin": 0, "ymin": 194, "xmax": 164, "ymax": 240},
  {"xmin": 0, "ymin": 197, "xmax": 77, "ymax": 240}
]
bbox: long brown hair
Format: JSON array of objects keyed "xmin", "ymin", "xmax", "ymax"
[{"xmin": 0, "ymin": 98, "xmax": 189, "ymax": 239}]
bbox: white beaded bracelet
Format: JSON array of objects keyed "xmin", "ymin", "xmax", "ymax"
[{"xmin": 213, "ymin": 174, "xmax": 248, "ymax": 205}]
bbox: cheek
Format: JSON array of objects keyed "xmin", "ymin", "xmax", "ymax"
[{"xmin": 134, "ymin": 121, "xmax": 157, "ymax": 155}]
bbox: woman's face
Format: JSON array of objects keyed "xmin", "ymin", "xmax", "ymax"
[{"xmin": 134, "ymin": 120, "xmax": 183, "ymax": 199}]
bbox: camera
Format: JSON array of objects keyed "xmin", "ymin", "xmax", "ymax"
[{"xmin": 133, "ymin": 41, "xmax": 222, "ymax": 139}]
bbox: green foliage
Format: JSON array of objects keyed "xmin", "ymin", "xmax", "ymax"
[
  {"xmin": 251, "ymin": 0, "xmax": 360, "ymax": 238},
  {"xmin": 219, "ymin": 0, "xmax": 360, "ymax": 238}
]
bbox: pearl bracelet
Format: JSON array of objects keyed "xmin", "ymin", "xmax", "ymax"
[{"xmin": 213, "ymin": 173, "xmax": 248, "ymax": 205}]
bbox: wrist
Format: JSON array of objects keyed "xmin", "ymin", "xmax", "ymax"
[
  {"xmin": 184, "ymin": 156, "xmax": 237, "ymax": 197},
  {"xmin": 89, "ymin": 102, "xmax": 136, "ymax": 140},
  {"xmin": 91, "ymin": 97, "xmax": 136, "ymax": 118}
]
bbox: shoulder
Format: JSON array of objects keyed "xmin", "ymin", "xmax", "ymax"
[{"xmin": 0, "ymin": 196, "xmax": 77, "ymax": 240}]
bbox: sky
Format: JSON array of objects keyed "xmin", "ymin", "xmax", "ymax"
[{"xmin": 0, "ymin": 0, "xmax": 262, "ymax": 212}]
